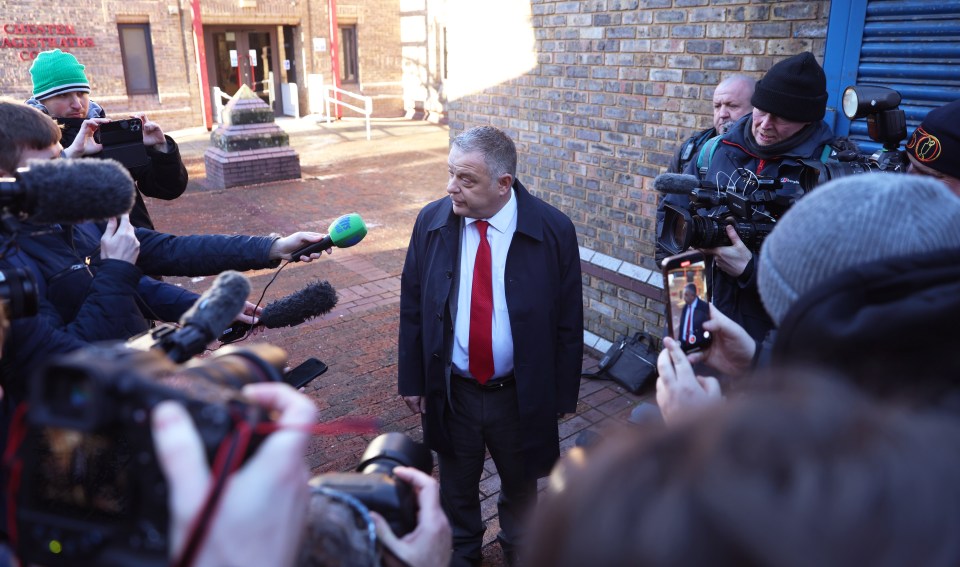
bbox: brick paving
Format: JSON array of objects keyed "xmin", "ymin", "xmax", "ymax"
[{"xmin": 160, "ymin": 117, "xmax": 652, "ymax": 565}]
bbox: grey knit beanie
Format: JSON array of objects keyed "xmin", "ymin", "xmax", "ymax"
[{"xmin": 759, "ymin": 174, "xmax": 960, "ymax": 326}]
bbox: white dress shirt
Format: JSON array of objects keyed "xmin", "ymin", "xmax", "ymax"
[{"xmin": 452, "ymin": 189, "xmax": 517, "ymax": 380}]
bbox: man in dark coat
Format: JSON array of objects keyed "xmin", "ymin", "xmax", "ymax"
[
  {"xmin": 398, "ymin": 126, "xmax": 583, "ymax": 566},
  {"xmin": 677, "ymin": 282, "xmax": 709, "ymax": 347},
  {"xmin": 682, "ymin": 52, "xmax": 837, "ymax": 342},
  {"xmin": 26, "ymin": 49, "xmax": 188, "ymax": 231}
]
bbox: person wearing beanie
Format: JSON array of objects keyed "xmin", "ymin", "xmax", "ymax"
[
  {"xmin": 680, "ymin": 51, "xmax": 838, "ymax": 343},
  {"xmin": 759, "ymin": 173, "xmax": 960, "ymax": 410},
  {"xmin": 905, "ymin": 99, "xmax": 960, "ymax": 196},
  {"xmin": 25, "ymin": 49, "xmax": 188, "ymax": 232}
]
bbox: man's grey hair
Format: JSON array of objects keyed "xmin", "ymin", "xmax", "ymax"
[{"xmin": 452, "ymin": 126, "xmax": 517, "ymax": 181}]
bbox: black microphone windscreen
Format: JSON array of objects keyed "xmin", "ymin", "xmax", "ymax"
[
  {"xmin": 20, "ymin": 159, "xmax": 135, "ymax": 224},
  {"xmin": 260, "ymin": 280, "xmax": 338, "ymax": 329},
  {"xmin": 179, "ymin": 271, "xmax": 252, "ymax": 340},
  {"xmin": 653, "ymin": 173, "xmax": 701, "ymax": 195}
]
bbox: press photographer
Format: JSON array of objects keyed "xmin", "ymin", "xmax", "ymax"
[{"xmin": 298, "ymin": 433, "xmax": 452, "ymax": 567}]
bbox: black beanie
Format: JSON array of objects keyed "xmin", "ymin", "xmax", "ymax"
[
  {"xmin": 906, "ymin": 100, "xmax": 960, "ymax": 181},
  {"xmin": 751, "ymin": 52, "xmax": 828, "ymax": 123}
]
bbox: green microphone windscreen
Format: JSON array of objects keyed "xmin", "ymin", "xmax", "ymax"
[{"xmin": 328, "ymin": 213, "xmax": 367, "ymax": 248}]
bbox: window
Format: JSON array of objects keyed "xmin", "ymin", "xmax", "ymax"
[
  {"xmin": 339, "ymin": 25, "xmax": 358, "ymax": 83},
  {"xmin": 118, "ymin": 24, "xmax": 158, "ymax": 95}
]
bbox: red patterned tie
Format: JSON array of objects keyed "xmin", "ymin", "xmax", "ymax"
[{"xmin": 469, "ymin": 220, "xmax": 494, "ymax": 384}]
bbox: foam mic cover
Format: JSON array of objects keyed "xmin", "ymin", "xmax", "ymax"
[
  {"xmin": 288, "ymin": 213, "xmax": 368, "ymax": 261},
  {"xmin": 260, "ymin": 280, "xmax": 338, "ymax": 328},
  {"xmin": 218, "ymin": 280, "xmax": 338, "ymax": 344},
  {"xmin": 9, "ymin": 159, "xmax": 136, "ymax": 223},
  {"xmin": 166, "ymin": 271, "xmax": 252, "ymax": 362},
  {"xmin": 653, "ymin": 173, "xmax": 701, "ymax": 196}
]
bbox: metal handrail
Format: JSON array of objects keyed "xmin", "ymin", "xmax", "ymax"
[{"xmin": 324, "ymin": 85, "xmax": 373, "ymax": 140}]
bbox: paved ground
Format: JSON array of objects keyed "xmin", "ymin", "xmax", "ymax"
[{"xmin": 160, "ymin": 116, "xmax": 651, "ymax": 565}]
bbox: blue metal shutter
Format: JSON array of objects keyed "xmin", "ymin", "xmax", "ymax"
[{"xmin": 825, "ymin": 1, "xmax": 960, "ymax": 151}]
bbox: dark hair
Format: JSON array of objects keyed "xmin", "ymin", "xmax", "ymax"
[
  {"xmin": 0, "ymin": 98, "xmax": 61, "ymax": 174},
  {"xmin": 452, "ymin": 126, "xmax": 517, "ymax": 181},
  {"xmin": 528, "ymin": 373, "xmax": 960, "ymax": 567}
]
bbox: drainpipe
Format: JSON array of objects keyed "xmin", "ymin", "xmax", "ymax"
[
  {"xmin": 327, "ymin": 0, "xmax": 343, "ymax": 118},
  {"xmin": 190, "ymin": 0, "xmax": 213, "ymax": 130}
]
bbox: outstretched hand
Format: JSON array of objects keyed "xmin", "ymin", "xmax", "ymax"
[
  {"xmin": 270, "ymin": 232, "xmax": 330, "ymax": 262},
  {"xmin": 656, "ymin": 336, "xmax": 722, "ymax": 425}
]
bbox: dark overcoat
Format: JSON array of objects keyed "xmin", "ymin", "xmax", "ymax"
[{"xmin": 398, "ymin": 179, "xmax": 583, "ymax": 479}]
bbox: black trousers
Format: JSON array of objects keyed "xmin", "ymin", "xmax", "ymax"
[{"xmin": 439, "ymin": 375, "xmax": 537, "ymax": 566}]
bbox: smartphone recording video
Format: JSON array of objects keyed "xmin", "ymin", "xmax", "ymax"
[{"xmin": 661, "ymin": 251, "xmax": 711, "ymax": 353}]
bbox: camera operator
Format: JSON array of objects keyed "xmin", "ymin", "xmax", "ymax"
[
  {"xmin": 655, "ymin": 173, "xmax": 960, "ymax": 424},
  {"xmin": 656, "ymin": 76, "xmax": 754, "ymax": 262},
  {"xmin": 26, "ymin": 49, "xmax": 187, "ymax": 231},
  {"xmin": 905, "ymin": 99, "xmax": 960, "ymax": 195},
  {"xmin": 678, "ymin": 52, "xmax": 837, "ymax": 341}
]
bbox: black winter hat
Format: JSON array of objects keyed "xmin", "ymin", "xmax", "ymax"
[
  {"xmin": 906, "ymin": 100, "xmax": 960, "ymax": 181},
  {"xmin": 750, "ymin": 52, "xmax": 827, "ymax": 123}
]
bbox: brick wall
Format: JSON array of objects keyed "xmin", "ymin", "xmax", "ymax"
[{"xmin": 447, "ymin": 0, "xmax": 830, "ymax": 350}]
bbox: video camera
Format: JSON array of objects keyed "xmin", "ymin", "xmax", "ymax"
[
  {"xmin": 657, "ymin": 85, "xmax": 908, "ymax": 255},
  {"xmin": 10, "ymin": 337, "xmax": 287, "ymax": 567},
  {"xmin": 309, "ymin": 432, "xmax": 433, "ymax": 538}
]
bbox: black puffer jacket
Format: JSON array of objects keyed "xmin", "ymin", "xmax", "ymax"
[{"xmin": 773, "ymin": 248, "xmax": 960, "ymax": 412}]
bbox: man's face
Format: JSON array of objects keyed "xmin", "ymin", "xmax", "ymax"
[
  {"xmin": 751, "ymin": 108, "xmax": 808, "ymax": 147},
  {"xmin": 713, "ymin": 81, "xmax": 753, "ymax": 134},
  {"xmin": 683, "ymin": 287, "xmax": 695, "ymax": 305},
  {"xmin": 446, "ymin": 147, "xmax": 511, "ymax": 219},
  {"xmin": 40, "ymin": 91, "xmax": 89, "ymax": 119},
  {"xmin": 907, "ymin": 154, "xmax": 960, "ymax": 196}
]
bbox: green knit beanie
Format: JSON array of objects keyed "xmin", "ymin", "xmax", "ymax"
[{"xmin": 30, "ymin": 49, "xmax": 90, "ymax": 100}]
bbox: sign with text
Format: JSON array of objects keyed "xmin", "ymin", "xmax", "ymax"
[{"xmin": 2, "ymin": 23, "xmax": 95, "ymax": 61}]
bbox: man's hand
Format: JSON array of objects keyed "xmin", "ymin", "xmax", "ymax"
[
  {"xmin": 235, "ymin": 300, "xmax": 263, "ymax": 326},
  {"xmin": 701, "ymin": 225, "xmax": 752, "ymax": 277},
  {"xmin": 62, "ymin": 118, "xmax": 107, "ymax": 158},
  {"xmin": 685, "ymin": 303, "xmax": 756, "ymax": 377},
  {"xmin": 656, "ymin": 336, "xmax": 722, "ymax": 425},
  {"xmin": 372, "ymin": 467, "xmax": 452, "ymax": 567},
  {"xmin": 100, "ymin": 215, "xmax": 140, "ymax": 264},
  {"xmin": 153, "ymin": 382, "xmax": 316, "ymax": 567},
  {"xmin": 136, "ymin": 113, "xmax": 169, "ymax": 151},
  {"xmin": 269, "ymin": 231, "xmax": 328, "ymax": 261},
  {"xmin": 402, "ymin": 395, "xmax": 426, "ymax": 414}
]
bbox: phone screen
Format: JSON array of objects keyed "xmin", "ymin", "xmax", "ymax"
[{"xmin": 662, "ymin": 251, "xmax": 711, "ymax": 352}]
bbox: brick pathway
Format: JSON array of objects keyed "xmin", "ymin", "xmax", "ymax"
[{"xmin": 159, "ymin": 117, "xmax": 651, "ymax": 565}]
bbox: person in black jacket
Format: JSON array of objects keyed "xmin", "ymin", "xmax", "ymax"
[
  {"xmin": 679, "ymin": 52, "xmax": 837, "ymax": 342},
  {"xmin": 656, "ymin": 75, "xmax": 754, "ymax": 263},
  {"xmin": 26, "ymin": 49, "xmax": 188, "ymax": 231}
]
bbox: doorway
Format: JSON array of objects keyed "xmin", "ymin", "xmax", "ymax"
[{"xmin": 206, "ymin": 27, "xmax": 280, "ymax": 115}]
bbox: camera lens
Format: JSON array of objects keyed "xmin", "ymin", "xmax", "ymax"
[
  {"xmin": 0, "ymin": 267, "xmax": 38, "ymax": 319},
  {"xmin": 357, "ymin": 432, "xmax": 433, "ymax": 476}
]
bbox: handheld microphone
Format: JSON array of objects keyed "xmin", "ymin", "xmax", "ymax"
[
  {"xmin": 165, "ymin": 271, "xmax": 252, "ymax": 362},
  {"xmin": 653, "ymin": 173, "xmax": 701, "ymax": 196},
  {"xmin": 220, "ymin": 280, "xmax": 338, "ymax": 344},
  {"xmin": 0, "ymin": 159, "xmax": 136, "ymax": 224},
  {"xmin": 288, "ymin": 213, "xmax": 367, "ymax": 261}
]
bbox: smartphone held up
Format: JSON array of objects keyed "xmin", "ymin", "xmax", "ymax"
[{"xmin": 661, "ymin": 251, "xmax": 712, "ymax": 353}]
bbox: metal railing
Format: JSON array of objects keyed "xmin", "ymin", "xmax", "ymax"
[{"xmin": 323, "ymin": 85, "xmax": 373, "ymax": 141}]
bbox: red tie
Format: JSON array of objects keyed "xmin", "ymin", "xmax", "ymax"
[{"xmin": 469, "ymin": 220, "xmax": 494, "ymax": 384}]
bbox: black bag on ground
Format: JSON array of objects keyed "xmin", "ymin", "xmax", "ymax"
[{"xmin": 582, "ymin": 332, "xmax": 659, "ymax": 394}]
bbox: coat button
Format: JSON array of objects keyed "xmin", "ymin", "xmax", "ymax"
[
  {"xmin": 445, "ymin": 271, "xmax": 452, "ymax": 279},
  {"xmin": 436, "ymin": 312, "xmax": 442, "ymax": 320}
]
